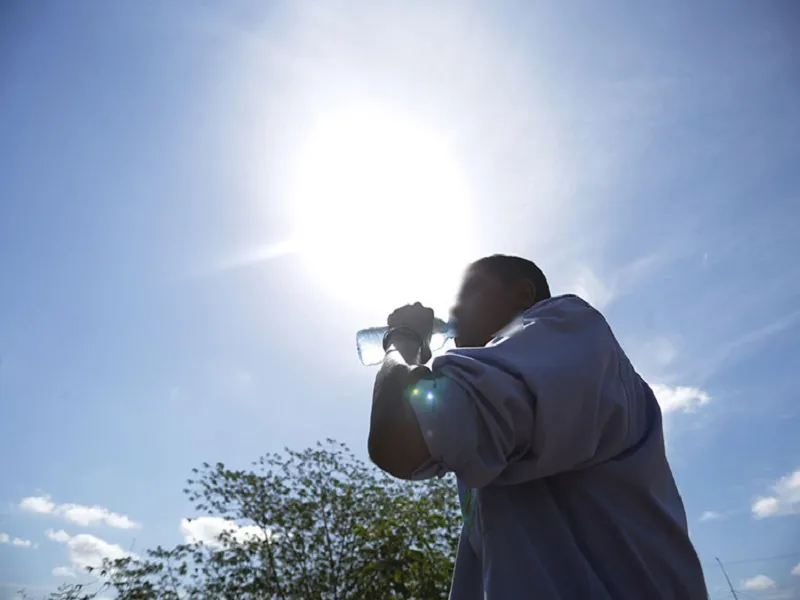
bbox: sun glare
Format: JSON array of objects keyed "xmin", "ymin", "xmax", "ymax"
[{"xmin": 287, "ymin": 105, "xmax": 473, "ymax": 317}]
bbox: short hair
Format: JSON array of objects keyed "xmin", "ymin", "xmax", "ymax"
[{"xmin": 472, "ymin": 254, "xmax": 551, "ymax": 303}]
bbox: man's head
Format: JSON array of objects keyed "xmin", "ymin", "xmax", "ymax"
[{"xmin": 450, "ymin": 254, "xmax": 551, "ymax": 348}]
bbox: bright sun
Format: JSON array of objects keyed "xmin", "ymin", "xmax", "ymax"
[{"xmin": 287, "ymin": 105, "xmax": 474, "ymax": 317}]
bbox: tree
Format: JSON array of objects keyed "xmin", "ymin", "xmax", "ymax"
[{"xmin": 44, "ymin": 440, "xmax": 461, "ymax": 600}]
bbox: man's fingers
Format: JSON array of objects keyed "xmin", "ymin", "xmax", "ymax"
[{"xmin": 387, "ymin": 303, "xmax": 435, "ymax": 333}]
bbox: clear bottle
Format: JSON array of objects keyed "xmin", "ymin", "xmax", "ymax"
[{"xmin": 356, "ymin": 318, "xmax": 455, "ymax": 366}]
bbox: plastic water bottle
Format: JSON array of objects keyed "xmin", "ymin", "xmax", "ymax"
[{"xmin": 356, "ymin": 318, "xmax": 455, "ymax": 366}]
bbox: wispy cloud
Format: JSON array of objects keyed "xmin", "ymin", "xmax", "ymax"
[
  {"xmin": 651, "ymin": 384, "xmax": 710, "ymax": 414},
  {"xmin": 52, "ymin": 566, "xmax": 76, "ymax": 578},
  {"xmin": 45, "ymin": 529, "xmax": 71, "ymax": 543},
  {"xmin": 723, "ymin": 313, "xmax": 800, "ymax": 357},
  {"xmin": 20, "ymin": 495, "xmax": 140, "ymax": 529},
  {"xmin": 561, "ymin": 253, "xmax": 676, "ymax": 314},
  {"xmin": 751, "ymin": 468, "xmax": 800, "ymax": 519},
  {"xmin": 0, "ymin": 532, "xmax": 36, "ymax": 548},
  {"xmin": 692, "ymin": 311, "xmax": 800, "ymax": 383},
  {"xmin": 698, "ymin": 510, "xmax": 728, "ymax": 523},
  {"xmin": 198, "ymin": 239, "xmax": 300, "ymax": 277},
  {"xmin": 563, "ymin": 266, "xmax": 615, "ymax": 312}
]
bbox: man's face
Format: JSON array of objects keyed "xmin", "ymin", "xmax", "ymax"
[{"xmin": 450, "ymin": 264, "xmax": 520, "ymax": 348}]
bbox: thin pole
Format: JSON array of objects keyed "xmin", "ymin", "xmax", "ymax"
[{"xmin": 715, "ymin": 557, "xmax": 739, "ymax": 600}]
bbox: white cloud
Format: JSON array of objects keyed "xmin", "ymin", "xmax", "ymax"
[
  {"xmin": 752, "ymin": 497, "xmax": 780, "ymax": 518},
  {"xmin": 791, "ymin": 563, "xmax": 800, "ymax": 576},
  {"xmin": 651, "ymin": 384, "xmax": 710, "ymax": 414},
  {"xmin": 20, "ymin": 496, "xmax": 55, "ymax": 514},
  {"xmin": 180, "ymin": 517, "xmax": 273, "ymax": 549},
  {"xmin": 752, "ymin": 468, "xmax": 800, "ymax": 519},
  {"xmin": 48, "ymin": 531, "xmax": 135, "ymax": 572},
  {"xmin": 58, "ymin": 504, "xmax": 138, "ymax": 529},
  {"xmin": 46, "ymin": 529, "xmax": 71, "ymax": 543},
  {"xmin": 742, "ymin": 574, "xmax": 776, "ymax": 591},
  {"xmin": 52, "ymin": 566, "xmax": 76, "ymax": 578},
  {"xmin": 19, "ymin": 495, "xmax": 140, "ymax": 529},
  {"xmin": 68, "ymin": 534, "xmax": 133, "ymax": 571},
  {"xmin": 0, "ymin": 532, "xmax": 35, "ymax": 548}
]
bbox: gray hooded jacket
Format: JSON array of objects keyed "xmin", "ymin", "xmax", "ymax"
[{"xmin": 408, "ymin": 294, "xmax": 707, "ymax": 599}]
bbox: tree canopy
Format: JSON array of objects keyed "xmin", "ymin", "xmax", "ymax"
[{"xmin": 38, "ymin": 440, "xmax": 461, "ymax": 600}]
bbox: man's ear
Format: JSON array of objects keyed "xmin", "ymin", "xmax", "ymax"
[{"xmin": 514, "ymin": 278, "xmax": 537, "ymax": 310}]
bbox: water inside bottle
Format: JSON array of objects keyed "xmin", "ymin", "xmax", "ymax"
[
  {"xmin": 356, "ymin": 320, "xmax": 455, "ymax": 366},
  {"xmin": 357, "ymin": 328, "xmax": 389, "ymax": 367}
]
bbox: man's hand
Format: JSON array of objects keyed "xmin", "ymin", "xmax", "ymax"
[
  {"xmin": 368, "ymin": 302, "xmax": 436, "ymax": 479},
  {"xmin": 387, "ymin": 302, "xmax": 435, "ymax": 341},
  {"xmin": 386, "ymin": 302, "xmax": 435, "ymax": 365}
]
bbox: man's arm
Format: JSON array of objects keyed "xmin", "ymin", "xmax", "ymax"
[
  {"xmin": 368, "ymin": 335, "xmax": 432, "ymax": 479},
  {"xmin": 368, "ymin": 296, "xmax": 645, "ymax": 487}
]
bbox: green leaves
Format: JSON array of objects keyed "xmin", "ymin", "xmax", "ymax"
[{"xmin": 45, "ymin": 440, "xmax": 460, "ymax": 600}]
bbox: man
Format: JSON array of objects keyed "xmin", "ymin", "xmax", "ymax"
[{"xmin": 368, "ymin": 254, "xmax": 707, "ymax": 599}]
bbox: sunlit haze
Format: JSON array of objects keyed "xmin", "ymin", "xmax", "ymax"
[{"xmin": 286, "ymin": 104, "xmax": 473, "ymax": 315}]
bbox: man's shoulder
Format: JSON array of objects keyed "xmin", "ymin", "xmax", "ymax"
[{"xmin": 523, "ymin": 294, "xmax": 600, "ymax": 320}]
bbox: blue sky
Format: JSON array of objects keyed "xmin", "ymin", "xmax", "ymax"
[{"xmin": 1, "ymin": 1, "xmax": 799, "ymax": 598}]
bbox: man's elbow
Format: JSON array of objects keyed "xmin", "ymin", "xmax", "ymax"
[{"xmin": 368, "ymin": 431, "xmax": 416, "ymax": 480}]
